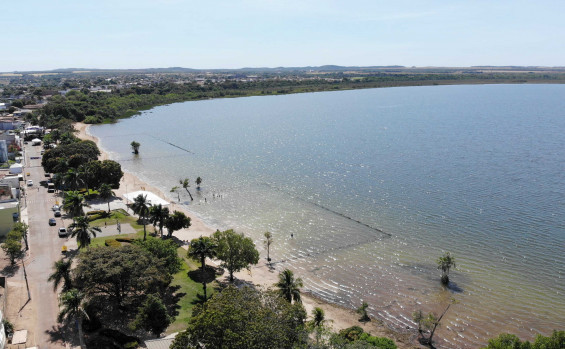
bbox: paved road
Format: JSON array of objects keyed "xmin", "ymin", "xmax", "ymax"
[{"xmin": 23, "ymin": 143, "xmax": 69, "ymax": 348}]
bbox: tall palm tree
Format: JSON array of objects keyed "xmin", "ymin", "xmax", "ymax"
[
  {"xmin": 64, "ymin": 168, "xmax": 84, "ymax": 191},
  {"xmin": 188, "ymin": 236, "xmax": 217, "ymax": 301},
  {"xmin": 275, "ymin": 268, "xmax": 303, "ymax": 304},
  {"xmin": 63, "ymin": 191, "xmax": 87, "ymax": 218},
  {"xmin": 180, "ymin": 178, "xmax": 194, "ymax": 201},
  {"xmin": 98, "ymin": 183, "xmax": 115, "ymax": 213},
  {"xmin": 188, "ymin": 236, "xmax": 217, "ymax": 271},
  {"xmin": 48, "ymin": 258, "xmax": 73, "ymax": 292},
  {"xmin": 310, "ymin": 307, "xmax": 326, "ymax": 345},
  {"xmin": 131, "ymin": 194, "xmax": 151, "ymax": 240},
  {"xmin": 69, "ymin": 216, "xmax": 101, "ymax": 249},
  {"xmin": 149, "ymin": 204, "xmax": 169, "ymax": 237},
  {"xmin": 437, "ymin": 252, "xmax": 456, "ymax": 285},
  {"xmin": 264, "ymin": 231, "xmax": 273, "ymax": 264},
  {"xmin": 53, "ymin": 172, "xmax": 64, "ymax": 193},
  {"xmin": 58, "ymin": 288, "xmax": 88, "ymax": 348}
]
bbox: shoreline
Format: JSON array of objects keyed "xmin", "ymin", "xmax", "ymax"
[{"xmin": 75, "ymin": 122, "xmax": 419, "ymax": 349}]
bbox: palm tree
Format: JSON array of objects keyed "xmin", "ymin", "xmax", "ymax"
[
  {"xmin": 170, "ymin": 186, "xmax": 181, "ymax": 202},
  {"xmin": 195, "ymin": 177, "xmax": 202, "ymax": 190},
  {"xmin": 188, "ymin": 236, "xmax": 217, "ymax": 271},
  {"xmin": 131, "ymin": 194, "xmax": 151, "ymax": 240},
  {"xmin": 264, "ymin": 232, "xmax": 273, "ymax": 264},
  {"xmin": 130, "ymin": 141, "xmax": 140, "ymax": 154},
  {"xmin": 180, "ymin": 178, "xmax": 194, "ymax": 201},
  {"xmin": 310, "ymin": 307, "xmax": 326, "ymax": 345},
  {"xmin": 275, "ymin": 268, "xmax": 303, "ymax": 303},
  {"xmin": 437, "ymin": 252, "xmax": 456, "ymax": 285},
  {"xmin": 188, "ymin": 236, "xmax": 217, "ymax": 301},
  {"xmin": 64, "ymin": 168, "xmax": 84, "ymax": 191},
  {"xmin": 58, "ymin": 288, "xmax": 88, "ymax": 348},
  {"xmin": 63, "ymin": 191, "xmax": 87, "ymax": 218},
  {"xmin": 149, "ymin": 204, "xmax": 169, "ymax": 237},
  {"xmin": 53, "ymin": 172, "xmax": 64, "ymax": 193},
  {"xmin": 48, "ymin": 258, "xmax": 73, "ymax": 292},
  {"xmin": 69, "ymin": 216, "xmax": 101, "ymax": 249},
  {"xmin": 98, "ymin": 183, "xmax": 115, "ymax": 213}
]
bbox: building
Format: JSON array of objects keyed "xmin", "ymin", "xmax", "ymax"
[
  {"xmin": 0, "ymin": 184, "xmax": 19, "ymax": 237},
  {"xmin": 0, "ymin": 141, "xmax": 7, "ymax": 163}
]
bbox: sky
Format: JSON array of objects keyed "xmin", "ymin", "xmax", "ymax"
[{"xmin": 4, "ymin": 0, "xmax": 565, "ymax": 71}]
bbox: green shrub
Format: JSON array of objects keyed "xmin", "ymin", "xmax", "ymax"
[
  {"xmin": 88, "ymin": 214, "xmax": 102, "ymax": 221},
  {"xmin": 116, "ymin": 237, "xmax": 135, "ymax": 243},
  {"xmin": 104, "ymin": 239, "xmax": 121, "ymax": 247},
  {"xmin": 87, "ymin": 210, "xmax": 106, "ymax": 216}
]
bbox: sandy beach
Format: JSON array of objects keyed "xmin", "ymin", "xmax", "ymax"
[{"xmin": 75, "ymin": 122, "xmax": 418, "ymax": 348}]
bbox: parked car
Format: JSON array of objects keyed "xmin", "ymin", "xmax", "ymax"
[
  {"xmin": 54, "ymin": 210, "xmax": 61, "ymax": 217},
  {"xmin": 49, "ymin": 218, "xmax": 56, "ymax": 226},
  {"xmin": 52, "ymin": 205, "xmax": 60, "ymax": 211},
  {"xmin": 27, "ymin": 180, "xmax": 33, "ymax": 186},
  {"xmin": 45, "ymin": 173, "xmax": 51, "ymax": 177},
  {"xmin": 58, "ymin": 228, "xmax": 67, "ymax": 237}
]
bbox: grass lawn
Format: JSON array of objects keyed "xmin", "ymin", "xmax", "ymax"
[{"xmin": 167, "ymin": 248, "xmax": 216, "ymax": 334}]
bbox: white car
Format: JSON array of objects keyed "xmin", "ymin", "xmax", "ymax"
[
  {"xmin": 27, "ymin": 180, "xmax": 33, "ymax": 186},
  {"xmin": 52, "ymin": 205, "xmax": 60, "ymax": 211},
  {"xmin": 58, "ymin": 228, "xmax": 68, "ymax": 237}
]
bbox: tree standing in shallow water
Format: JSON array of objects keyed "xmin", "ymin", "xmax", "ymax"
[
  {"xmin": 130, "ymin": 141, "xmax": 140, "ymax": 154},
  {"xmin": 437, "ymin": 252, "xmax": 456, "ymax": 285}
]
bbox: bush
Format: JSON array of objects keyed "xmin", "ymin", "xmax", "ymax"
[
  {"xmin": 116, "ymin": 237, "xmax": 135, "ymax": 243},
  {"xmin": 87, "ymin": 210, "xmax": 106, "ymax": 216},
  {"xmin": 104, "ymin": 239, "xmax": 121, "ymax": 247},
  {"xmin": 99, "ymin": 329, "xmax": 140, "ymax": 347},
  {"xmin": 88, "ymin": 214, "xmax": 102, "ymax": 221}
]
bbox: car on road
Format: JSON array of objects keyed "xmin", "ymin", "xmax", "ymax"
[
  {"xmin": 49, "ymin": 218, "xmax": 56, "ymax": 226},
  {"xmin": 45, "ymin": 173, "xmax": 51, "ymax": 177},
  {"xmin": 54, "ymin": 210, "xmax": 61, "ymax": 217},
  {"xmin": 52, "ymin": 205, "xmax": 60, "ymax": 211},
  {"xmin": 58, "ymin": 228, "xmax": 68, "ymax": 237},
  {"xmin": 27, "ymin": 180, "xmax": 33, "ymax": 186}
]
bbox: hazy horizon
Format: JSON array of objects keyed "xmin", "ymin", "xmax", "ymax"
[{"xmin": 4, "ymin": 1, "xmax": 565, "ymax": 72}]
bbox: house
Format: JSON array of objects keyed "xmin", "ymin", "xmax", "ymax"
[
  {"xmin": 0, "ymin": 184, "xmax": 19, "ymax": 237},
  {"xmin": 0, "ymin": 141, "xmax": 7, "ymax": 163}
]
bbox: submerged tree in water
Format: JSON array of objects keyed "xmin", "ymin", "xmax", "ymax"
[{"xmin": 437, "ymin": 252, "xmax": 456, "ymax": 285}]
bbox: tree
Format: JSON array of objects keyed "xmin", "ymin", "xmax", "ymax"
[
  {"xmin": 164, "ymin": 210, "xmax": 191, "ymax": 237},
  {"xmin": 180, "ymin": 178, "xmax": 194, "ymax": 201},
  {"xmin": 309, "ymin": 307, "xmax": 328, "ymax": 345},
  {"xmin": 130, "ymin": 141, "xmax": 140, "ymax": 154},
  {"xmin": 264, "ymin": 231, "xmax": 273, "ymax": 264},
  {"xmin": 188, "ymin": 236, "xmax": 217, "ymax": 271},
  {"xmin": 98, "ymin": 183, "xmax": 115, "ymax": 213},
  {"xmin": 48, "ymin": 258, "xmax": 73, "ymax": 292},
  {"xmin": 13, "ymin": 222, "xmax": 29, "ymax": 251},
  {"xmin": 63, "ymin": 190, "xmax": 87, "ymax": 218},
  {"xmin": 130, "ymin": 294, "xmax": 171, "ymax": 336},
  {"xmin": 1, "ymin": 239, "xmax": 23, "ymax": 265},
  {"xmin": 276, "ymin": 268, "xmax": 303, "ymax": 304},
  {"xmin": 196, "ymin": 176, "xmax": 202, "ymax": 189},
  {"xmin": 134, "ymin": 238, "xmax": 183, "ymax": 275},
  {"xmin": 356, "ymin": 302, "xmax": 371, "ymax": 323},
  {"xmin": 148, "ymin": 204, "xmax": 169, "ymax": 237},
  {"xmin": 99, "ymin": 160, "xmax": 123, "ymax": 188},
  {"xmin": 69, "ymin": 216, "xmax": 101, "ymax": 249},
  {"xmin": 482, "ymin": 331, "xmax": 565, "ymax": 349},
  {"xmin": 437, "ymin": 252, "xmax": 456, "ymax": 285},
  {"xmin": 170, "ymin": 186, "xmax": 181, "ymax": 202},
  {"xmin": 212, "ymin": 229, "xmax": 259, "ymax": 282},
  {"xmin": 74, "ymin": 244, "xmax": 170, "ymax": 308},
  {"xmin": 171, "ymin": 286, "xmax": 308, "ymax": 349},
  {"xmin": 57, "ymin": 289, "xmax": 88, "ymax": 348},
  {"xmin": 64, "ymin": 168, "xmax": 84, "ymax": 191},
  {"xmin": 413, "ymin": 300, "xmax": 455, "ymax": 347},
  {"xmin": 131, "ymin": 194, "xmax": 151, "ymax": 240},
  {"xmin": 42, "ymin": 140, "xmax": 100, "ymax": 174}
]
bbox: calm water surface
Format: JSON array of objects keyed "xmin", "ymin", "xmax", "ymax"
[{"xmin": 90, "ymin": 84, "xmax": 565, "ymax": 348}]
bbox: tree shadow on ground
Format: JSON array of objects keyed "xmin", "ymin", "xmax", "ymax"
[
  {"xmin": 0, "ymin": 263, "xmax": 19, "ymax": 277},
  {"xmin": 187, "ymin": 265, "xmax": 219, "ymax": 284},
  {"xmin": 162, "ymin": 284, "xmax": 184, "ymax": 318},
  {"xmin": 45, "ymin": 323, "xmax": 79, "ymax": 348},
  {"xmin": 445, "ymin": 281, "xmax": 463, "ymax": 293}
]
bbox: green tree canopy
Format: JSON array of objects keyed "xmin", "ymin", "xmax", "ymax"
[
  {"xmin": 171, "ymin": 286, "xmax": 308, "ymax": 349},
  {"xmin": 133, "ymin": 237, "xmax": 182, "ymax": 275},
  {"xmin": 437, "ymin": 252, "xmax": 456, "ymax": 285},
  {"xmin": 48, "ymin": 258, "xmax": 74, "ymax": 292},
  {"xmin": 187, "ymin": 236, "xmax": 217, "ymax": 271},
  {"xmin": 129, "ymin": 294, "xmax": 171, "ymax": 336},
  {"xmin": 131, "ymin": 194, "xmax": 150, "ymax": 240},
  {"xmin": 73, "ymin": 244, "xmax": 171, "ymax": 308},
  {"xmin": 276, "ymin": 268, "xmax": 303, "ymax": 304},
  {"xmin": 63, "ymin": 190, "xmax": 87, "ymax": 218},
  {"xmin": 42, "ymin": 140, "xmax": 100, "ymax": 173},
  {"xmin": 164, "ymin": 210, "xmax": 191, "ymax": 238},
  {"xmin": 212, "ymin": 229, "xmax": 259, "ymax": 282},
  {"xmin": 69, "ymin": 216, "xmax": 102, "ymax": 249}
]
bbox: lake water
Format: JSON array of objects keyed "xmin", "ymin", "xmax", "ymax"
[{"xmin": 90, "ymin": 84, "xmax": 565, "ymax": 348}]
